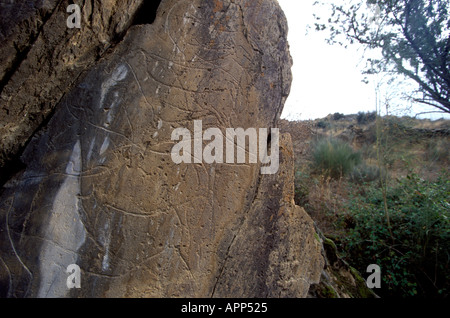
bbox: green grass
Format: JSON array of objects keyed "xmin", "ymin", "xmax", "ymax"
[{"xmin": 312, "ymin": 137, "xmax": 362, "ymax": 179}]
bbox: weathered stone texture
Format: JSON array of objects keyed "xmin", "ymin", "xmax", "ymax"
[
  {"xmin": 212, "ymin": 134, "xmax": 323, "ymax": 297},
  {"xmin": 0, "ymin": 0, "xmax": 323, "ymax": 298},
  {"xmin": 0, "ymin": 0, "xmax": 146, "ymax": 175}
]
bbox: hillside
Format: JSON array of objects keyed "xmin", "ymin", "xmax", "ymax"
[{"xmin": 281, "ymin": 113, "xmax": 450, "ymax": 298}]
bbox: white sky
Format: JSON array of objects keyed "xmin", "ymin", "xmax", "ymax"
[{"xmin": 277, "ymin": 0, "xmax": 450, "ymax": 121}]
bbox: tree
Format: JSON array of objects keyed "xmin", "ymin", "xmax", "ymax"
[{"xmin": 314, "ymin": 0, "xmax": 450, "ymax": 114}]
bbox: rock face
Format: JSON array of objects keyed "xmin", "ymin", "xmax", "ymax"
[
  {"xmin": 212, "ymin": 134, "xmax": 323, "ymax": 297},
  {"xmin": 0, "ymin": 0, "xmax": 324, "ymax": 297},
  {"xmin": 0, "ymin": 0, "xmax": 151, "ymax": 179}
]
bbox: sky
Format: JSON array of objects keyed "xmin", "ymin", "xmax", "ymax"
[{"xmin": 277, "ymin": 0, "xmax": 450, "ymax": 121}]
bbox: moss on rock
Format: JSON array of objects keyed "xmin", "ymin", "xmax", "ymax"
[{"xmin": 308, "ymin": 225, "xmax": 379, "ymax": 298}]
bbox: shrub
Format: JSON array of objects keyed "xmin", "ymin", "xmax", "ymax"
[
  {"xmin": 339, "ymin": 171, "xmax": 450, "ymax": 297},
  {"xmin": 357, "ymin": 111, "xmax": 377, "ymax": 125},
  {"xmin": 333, "ymin": 112, "xmax": 345, "ymax": 120},
  {"xmin": 316, "ymin": 120, "xmax": 329, "ymax": 129},
  {"xmin": 348, "ymin": 163, "xmax": 381, "ymax": 184},
  {"xmin": 312, "ymin": 138, "xmax": 362, "ymax": 179}
]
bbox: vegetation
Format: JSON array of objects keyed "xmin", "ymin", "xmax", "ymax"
[
  {"xmin": 357, "ymin": 111, "xmax": 377, "ymax": 125},
  {"xmin": 283, "ymin": 113, "xmax": 450, "ymax": 298},
  {"xmin": 341, "ymin": 171, "xmax": 450, "ymax": 297},
  {"xmin": 314, "ymin": 0, "xmax": 450, "ymax": 114},
  {"xmin": 292, "ymin": 0, "xmax": 450, "ymax": 297},
  {"xmin": 312, "ymin": 137, "xmax": 362, "ymax": 179}
]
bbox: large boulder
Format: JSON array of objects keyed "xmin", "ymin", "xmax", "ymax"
[{"xmin": 0, "ymin": 0, "xmax": 323, "ymax": 297}]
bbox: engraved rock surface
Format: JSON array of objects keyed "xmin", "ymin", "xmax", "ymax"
[
  {"xmin": 0, "ymin": 0, "xmax": 147, "ymax": 175},
  {"xmin": 0, "ymin": 0, "xmax": 323, "ymax": 297}
]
